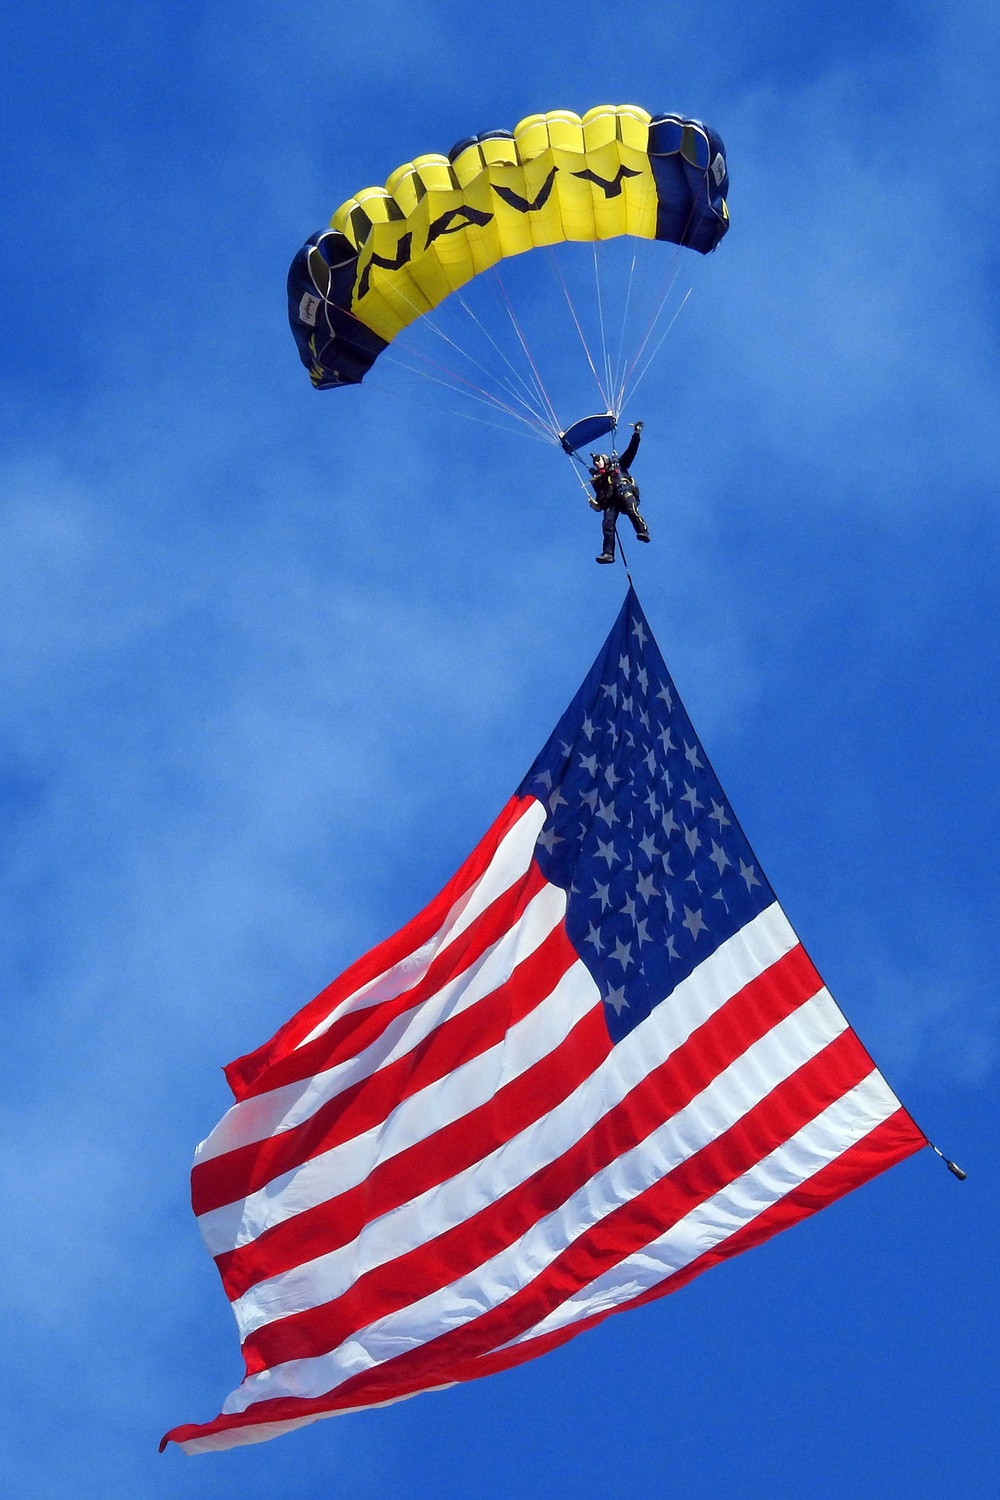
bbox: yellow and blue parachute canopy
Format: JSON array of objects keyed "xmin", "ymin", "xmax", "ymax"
[{"xmin": 288, "ymin": 105, "xmax": 729, "ymax": 390}]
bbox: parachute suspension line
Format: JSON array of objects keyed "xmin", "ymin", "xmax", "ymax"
[
  {"xmin": 610, "ymin": 243, "xmax": 640, "ymax": 408},
  {"xmin": 420, "ymin": 311, "xmax": 549, "ymax": 430},
  {"xmin": 547, "ymin": 248, "xmax": 612, "ymax": 413},
  {"xmin": 490, "ymin": 267, "xmax": 564, "ymax": 439},
  {"xmin": 563, "ymin": 447, "xmax": 603, "ymax": 526},
  {"xmin": 565, "ymin": 446, "xmax": 596, "ymax": 489},
  {"xmin": 388, "ymin": 282, "xmax": 553, "ymax": 433},
  {"xmin": 489, "ymin": 266, "xmax": 564, "ymax": 439},
  {"xmin": 440, "ymin": 405, "xmax": 557, "ymax": 444},
  {"xmin": 383, "ymin": 360, "xmax": 554, "ymax": 442},
  {"xmin": 383, "ymin": 342, "xmax": 551, "ymax": 431},
  {"xmin": 614, "ymin": 246, "xmax": 687, "ymax": 411},
  {"xmin": 591, "ymin": 242, "xmax": 616, "ymax": 412},
  {"xmin": 383, "ymin": 272, "xmax": 559, "ymax": 438},
  {"xmin": 368, "ymin": 375, "xmax": 556, "ymax": 445},
  {"xmin": 451, "ymin": 290, "xmax": 558, "ymax": 431},
  {"xmin": 614, "ymin": 199, "xmax": 698, "ymax": 409},
  {"xmin": 620, "ymin": 286, "xmax": 694, "ymax": 407},
  {"xmin": 382, "ymin": 351, "xmax": 556, "ymax": 441}
]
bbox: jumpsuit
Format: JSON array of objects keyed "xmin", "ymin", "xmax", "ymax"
[{"xmin": 590, "ymin": 429, "xmax": 649, "ymax": 560}]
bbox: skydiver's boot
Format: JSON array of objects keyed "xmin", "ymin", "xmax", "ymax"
[{"xmin": 596, "ymin": 552, "xmax": 615, "ymax": 564}]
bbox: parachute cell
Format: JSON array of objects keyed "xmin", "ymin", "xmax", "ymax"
[{"xmin": 288, "ymin": 105, "xmax": 729, "ymax": 390}]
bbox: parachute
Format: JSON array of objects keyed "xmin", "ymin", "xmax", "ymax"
[{"xmin": 288, "ymin": 105, "xmax": 729, "ymax": 393}]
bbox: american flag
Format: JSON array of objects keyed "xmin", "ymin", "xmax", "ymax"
[{"xmin": 163, "ymin": 587, "xmax": 925, "ymax": 1453}]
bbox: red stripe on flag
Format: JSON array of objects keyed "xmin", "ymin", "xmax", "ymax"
[
  {"xmin": 216, "ymin": 960, "xmax": 607, "ymax": 1302},
  {"xmin": 233, "ymin": 858, "xmax": 552, "ymax": 1105},
  {"xmin": 161, "ymin": 1077, "xmax": 920, "ymax": 1451},
  {"xmin": 447, "ymin": 1107, "xmax": 927, "ymax": 1388},
  {"xmin": 237, "ymin": 943, "xmax": 824, "ymax": 1372},
  {"xmin": 253, "ymin": 1027, "xmax": 876, "ymax": 1406},
  {"xmin": 193, "ymin": 859, "xmax": 551, "ymax": 1217},
  {"xmin": 224, "ymin": 795, "xmax": 536, "ymax": 1101}
]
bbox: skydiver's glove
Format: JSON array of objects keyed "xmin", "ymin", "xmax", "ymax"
[
  {"xmin": 588, "ymin": 499, "xmax": 601, "ymax": 511},
  {"xmin": 631, "ymin": 420, "xmax": 644, "ymax": 431}
]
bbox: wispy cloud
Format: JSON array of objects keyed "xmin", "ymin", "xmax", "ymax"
[{"xmin": 1, "ymin": 5, "xmax": 995, "ymax": 1494}]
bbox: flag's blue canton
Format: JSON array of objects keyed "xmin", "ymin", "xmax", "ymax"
[{"xmin": 518, "ymin": 589, "xmax": 775, "ymax": 1044}]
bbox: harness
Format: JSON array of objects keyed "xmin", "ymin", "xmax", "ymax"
[
  {"xmin": 591, "ymin": 453, "xmax": 640, "ymax": 511},
  {"xmin": 593, "ymin": 463, "xmax": 637, "ymax": 510},
  {"xmin": 610, "ymin": 466, "xmax": 639, "ymax": 504}
]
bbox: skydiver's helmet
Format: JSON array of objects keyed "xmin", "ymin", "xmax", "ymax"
[{"xmin": 591, "ymin": 453, "xmax": 610, "ymax": 471}]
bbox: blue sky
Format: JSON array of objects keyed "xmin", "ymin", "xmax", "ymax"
[{"xmin": 2, "ymin": 2, "xmax": 998, "ymax": 1495}]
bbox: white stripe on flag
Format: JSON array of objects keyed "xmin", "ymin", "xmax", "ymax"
[
  {"xmin": 499, "ymin": 1070, "xmax": 902, "ymax": 1348},
  {"xmin": 198, "ymin": 901, "xmax": 798, "ymax": 1259},
  {"xmin": 196, "ymin": 801, "xmax": 548, "ymax": 1166},
  {"xmin": 298, "ymin": 801, "xmax": 548, "ymax": 1047},
  {"xmin": 223, "ymin": 984, "xmax": 849, "ymax": 1402},
  {"xmin": 197, "ymin": 881, "xmax": 570, "ymax": 1257}
]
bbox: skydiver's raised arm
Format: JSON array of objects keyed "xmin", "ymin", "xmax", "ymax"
[{"xmin": 620, "ymin": 422, "xmax": 643, "ymax": 471}]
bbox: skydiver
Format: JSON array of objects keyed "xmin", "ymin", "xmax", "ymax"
[{"xmin": 589, "ymin": 421, "xmax": 649, "ymax": 563}]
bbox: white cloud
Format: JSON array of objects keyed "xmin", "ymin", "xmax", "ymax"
[{"xmin": 1, "ymin": 8, "xmax": 995, "ymax": 1493}]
